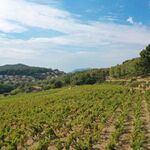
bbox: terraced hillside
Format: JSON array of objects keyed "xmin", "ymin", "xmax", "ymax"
[{"xmin": 0, "ymin": 84, "xmax": 150, "ymax": 150}]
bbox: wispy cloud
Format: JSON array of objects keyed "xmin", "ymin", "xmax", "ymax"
[
  {"xmin": 0, "ymin": 0, "xmax": 73, "ymax": 33},
  {"xmin": 0, "ymin": 0, "xmax": 149, "ymax": 71}
]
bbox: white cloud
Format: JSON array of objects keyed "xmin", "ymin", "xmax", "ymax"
[
  {"xmin": 127, "ymin": 16, "xmax": 134, "ymax": 24},
  {"xmin": 0, "ymin": 35, "xmax": 145, "ymax": 71},
  {"xmin": 0, "ymin": 0, "xmax": 149, "ymax": 46},
  {"xmin": 0, "ymin": 0, "xmax": 149, "ymax": 71},
  {"xmin": 127, "ymin": 16, "xmax": 143, "ymax": 26},
  {"xmin": 0, "ymin": 0, "xmax": 74, "ymax": 33},
  {"xmin": 0, "ymin": 19, "xmax": 26, "ymax": 33}
]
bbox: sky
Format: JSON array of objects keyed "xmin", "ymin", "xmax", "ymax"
[{"xmin": 0, "ymin": 0, "xmax": 150, "ymax": 72}]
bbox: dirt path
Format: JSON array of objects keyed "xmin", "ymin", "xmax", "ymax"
[
  {"xmin": 141, "ymin": 97, "xmax": 150, "ymax": 150},
  {"xmin": 93, "ymin": 109, "xmax": 120, "ymax": 150}
]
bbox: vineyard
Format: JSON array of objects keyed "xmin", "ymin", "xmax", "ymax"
[{"xmin": 0, "ymin": 84, "xmax": 150, "ymax": 150}]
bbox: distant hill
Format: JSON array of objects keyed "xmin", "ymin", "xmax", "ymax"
[
  {"xmin": 0, "ymin": 64, "xmax": 29, "ymax": 71},
  {"xmin": 0, "ymin": 64, "xmax": 65, "ymax": 79}
]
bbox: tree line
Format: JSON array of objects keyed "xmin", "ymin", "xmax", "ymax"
[{"xmin": 42, "ymin": 69, "xmax": 109, "ymax": 89}]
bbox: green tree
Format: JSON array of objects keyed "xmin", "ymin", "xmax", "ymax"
[
  {"xmin": 53, "ymin": 80, "xmax": 63, "ymax": 88},
  {"xmin": 0, "ymin": 84, "xmax": 14, "ymax": 94},
  {"xmin": 139, "ymin": 44, "xmax": 150, "ymax": 74}
]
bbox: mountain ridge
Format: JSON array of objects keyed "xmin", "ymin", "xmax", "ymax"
[{"xmin": 0, "ymin": 63, "xmax": 65, "ymax": 79}]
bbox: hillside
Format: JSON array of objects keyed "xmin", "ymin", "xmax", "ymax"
[
  {"xmin": 0, "ymin": 84, "xmax": 149, "ymax": 149},
  {"xmin": 109, "ymin": 44, "xmax": 150, "ymax": 79},
  {"xmin": 0, "ymin": 64, "xmax": 66, "ymax": 94},
  {"xmin": 0, "ymin": 64, "xmax": 65, "ymax": 79},
  {"xmin": 109, "ymin": 58, "xmax": 140, "ymax": 78}
]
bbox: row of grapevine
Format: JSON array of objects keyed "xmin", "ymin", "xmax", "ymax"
[{"xmin": 0, "ymin": 84, "xmax": 149, "ymax": 149}]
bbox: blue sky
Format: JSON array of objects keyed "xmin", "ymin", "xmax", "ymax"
[{"xmin": 0, "ymin": 0, "xmax": 150, "ymax": 72}]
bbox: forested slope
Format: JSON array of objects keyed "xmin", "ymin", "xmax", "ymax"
[{"xmin": 109, "ymin": 44, "xmax": 150, "ymax": 78}]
